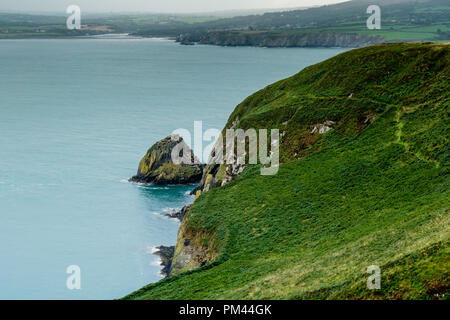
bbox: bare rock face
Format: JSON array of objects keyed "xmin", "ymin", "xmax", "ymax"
[
  {"xmin": 311, "ymin": 120, "xmax": 335, "ymax": 134},
  {"xmin": 170, "ymin": 239, "xmax": 203, "ymax": 275},
  {"xmin": 152, "ymin": 246, "xmax": 175, "ymax": 277},
  {"xmin": 169, "ymin": 234, "xmax": 213, "ymax": 277},
  {"xmin": 129, "ymin": 135, "xmax": 204, "ymax": 185},
  {"xmin": 165, "ymin": 204, "xmax": 192, "ymax": 221}
]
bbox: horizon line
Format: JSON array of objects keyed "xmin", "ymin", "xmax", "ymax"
[{"xmin": 0, "ymin": 3, "xmax": 348, "ymax": 17}]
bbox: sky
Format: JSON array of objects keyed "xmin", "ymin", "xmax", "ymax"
[{"xmin": 0, "ymin": 0, "xmax": 349, "ymax": 14}]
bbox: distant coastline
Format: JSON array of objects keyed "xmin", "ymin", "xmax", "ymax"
[
  {"xmin": 173, "ymin": 30, "xmax": 384, "ymax": 48},
  {"xmin": 0, "ymin": 33, "xmax": 174, "ymax": 41}
]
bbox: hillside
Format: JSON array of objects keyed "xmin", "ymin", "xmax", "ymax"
[
  {"xmin": 2, "ymin": 0, "xmax": 448, "ymax": 44},
  {"xmin": 175, "ymin": 0, "xmax": 449, "ymax": 31},
  {"xmin": 147, "ymin": 0, "xmax": 450, "ymax": 45},
  {"xmin": 125, "ymin": 43, "xmax": 449, "ymax": 300}
]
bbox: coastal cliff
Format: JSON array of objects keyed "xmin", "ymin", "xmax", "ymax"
[
  {"xmin": 126, "ymin": 43, "xmax": 450, "ymax": 299},
  {"xmin": 177, "ymin": 31, "xmax": 385, "ymax": 48}
]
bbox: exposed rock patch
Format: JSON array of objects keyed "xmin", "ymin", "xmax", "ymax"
[
  {"xmin": 311, "ymin": 120, "xmax": 335, "ymax": 134},
  {"xmin": 165, "ymin": 204, "xmax": 192, "ymax": 221},
  {"xmin": 153, "ymin": 246, "xmax": 175, "ymax": 277},
  {"xmin": 170, "ymin": 230, "xmax": 213, "ymax": 276}
]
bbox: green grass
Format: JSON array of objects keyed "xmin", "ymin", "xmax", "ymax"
[
  {"xmin": 237, "ymin": 23, "xmax": 450, "ymax": 42},
  {"xmin": 0, "ymin": 24, "xmax": 101, "ymax": 39},
  {"xmin": 415, "ymin": 5, "xmax": 450, "ymax": 13},
  {"xmin": 354, "ymin": 24, "xmax": 450, "ymax": 41},
  {"xmin": 125, "ymin": 43, "xmax": 449, "ymax": 300},
  {"xmin": 174, "ymin": 16, "xmax": 224, "ymax": 24},
  {"xmin": 132, "ymin": 15, "xmax": 223, "ymax": 24}
]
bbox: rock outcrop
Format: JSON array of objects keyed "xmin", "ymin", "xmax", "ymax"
[
  {"xmin": 169, "ymin": 219, "xmax": 218, "ymax": 277},
  {"xmin": 152, "ymin": 246, "xmax": 175, "ymax": 277},
  {"xmin": 311, "ymin": 120, "xmax": 335, "ymax": 134},
  {"xmin": 164, "ymin": 204, "xmax": 191, "ymax": 221},
  {"xmin": 129, "ymin": 135, "xmax": 204, "ymax": 185},
  {"xmin": 154, "ymin": 215, "xmax": 215, "ymax": 278},
  {"xmin": 190, "ymin": 117, "xmax": 251, "ymax": 197}
]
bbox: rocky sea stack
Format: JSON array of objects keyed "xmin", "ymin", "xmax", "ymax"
[{"xmin": 129, "ymin": 135, "xmax": 204, "ymax": 185}]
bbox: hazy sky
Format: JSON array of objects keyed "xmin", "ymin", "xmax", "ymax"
[{"xmin": 0, "ymin": 0, "xmax": 348, "ymax": 14}]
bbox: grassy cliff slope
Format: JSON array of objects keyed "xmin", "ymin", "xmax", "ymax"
[{"xmin": 125, "ymin": 43, "xmax": 449, "ymax": 300}]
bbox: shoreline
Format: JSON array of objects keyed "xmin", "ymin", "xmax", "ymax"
[
  {"xmin": 0, "ymin": 33, "xmax": 175, "ymax": 41},
  {"xmin": 152, "ymin": 202, "xmax": 194, "ymax": 277},
  {"xmin": 152, "ymin": 245, "xmax": 175, "ymax": 278},
  {"xmin": 0, "ymin": 33, "xmax": 374, "ymax": 49}
]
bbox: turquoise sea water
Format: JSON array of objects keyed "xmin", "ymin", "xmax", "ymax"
[{"xmin": 0, "ymin": 38, "xmax": 346, "ymax": 299}]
